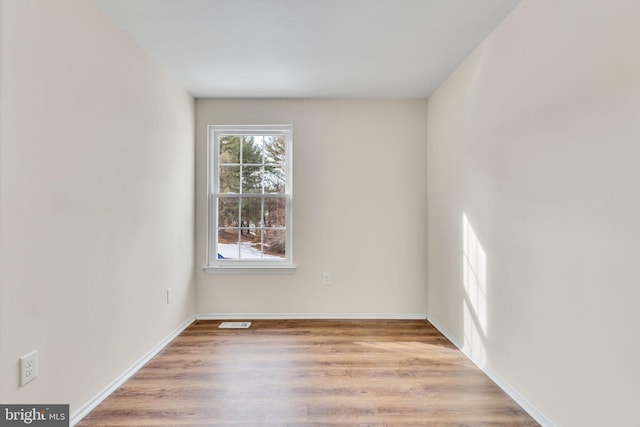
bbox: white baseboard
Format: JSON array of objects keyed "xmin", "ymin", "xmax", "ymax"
[
  {"xmin": 196, "ymin": 313, "xmax": 428, "ymax": 320},
  {"xmin": 70, "ymin": 316, "xmax": 195, "ymax": 426},
  {"xmin": 426, "ymin": 316, "xmax": 556, "ymax": 427}
]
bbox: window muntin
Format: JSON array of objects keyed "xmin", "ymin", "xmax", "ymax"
[{"xmin": 207, "ymin": 125, "xmax": 293, "ymax": 270}]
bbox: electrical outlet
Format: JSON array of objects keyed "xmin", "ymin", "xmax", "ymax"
[
  {"xmin": 166, "ymin": 288, "xmax": 173, "ymax": 304},
  {"xmin": 20, "ymin": 350, "xmax": 38, "ymax": 386},
  {"xmin": 323, "ymin": 272, "xmax": 332, "ymax": 285}
]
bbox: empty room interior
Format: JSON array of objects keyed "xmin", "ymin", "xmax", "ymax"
[{"xmin": 1, "ymin": 0, "xmax": 639, "ymax": 426}]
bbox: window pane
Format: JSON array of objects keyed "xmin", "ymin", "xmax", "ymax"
[
  {"xmin": 250, "ymin": 136, "xmax": 267, "ymax": 161},
  {"xmin": 264, "ymin": 165, "xmax": 285, "ymax": 194},
  {"xmin": 264, "ymin": 135, "xmax": 285, "ymax": 164},
  {"xmin": 240, "ymin": 233, "xmax": 262, "ymax": 259},
  {"xmin": 264, "ymin": 197, "xmax": 287, "ymax": 227},
  {"xmin": 219, "ymin": 135, "xmax": 240, "ymax": 164},
  {"xmin": 217, "ymin": 229, "xmax": 239, "ymax": 259},
  {"xmin": 240, "ymin": 197, "xmax": 262, "ymax": 228},
  {"xmin": 242, "ymin": 166, "xmax": 263, "ymax": 194},
  {"xmin": 264, "ymin": 229, "xmax": 286, "ymax": 259},
  {"xmin": 219, "ymin": 166, "xmax": 240, "ymax": 193},
  {"xmin": 242, "ymin": 136, "xmax": 263, "ymax": 165},
  {"xmin": 218, "ymin": 198, "xmax": 239, "ymax": 227}
]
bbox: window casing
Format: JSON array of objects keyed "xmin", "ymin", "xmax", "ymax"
[{"xmin": 205, "ymin": 125, "xmax": 294, "ymax": 272}]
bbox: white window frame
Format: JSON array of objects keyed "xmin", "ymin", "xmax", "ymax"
[{"xmin": 204, "ymin": 124, "xmax": 294, "ymax": 273}]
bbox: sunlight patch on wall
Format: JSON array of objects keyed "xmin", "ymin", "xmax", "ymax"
[{"xmin": 463, "ymin": 213, "xmax": 488, "ymax": 365}]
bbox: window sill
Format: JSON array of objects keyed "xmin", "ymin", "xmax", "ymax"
[{"xmin": 203, "ymin": 265, "xmax": 296, "ymax": 275}]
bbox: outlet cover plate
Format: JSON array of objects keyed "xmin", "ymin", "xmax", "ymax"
[
  {"xmin": 323, "ymin": 272, "xmax": 332, "ymax": 285},
  {"xmin": 20, "ymin": 350, "xmax": 38, "ymax": 386}
]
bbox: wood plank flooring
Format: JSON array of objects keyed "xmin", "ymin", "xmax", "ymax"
[{"xmin": 77, "ymin": 320, "xmax": 539, "ymax": 426}]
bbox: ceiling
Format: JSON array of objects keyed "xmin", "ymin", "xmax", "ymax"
[{"xmin": 93, "ymin": 0, "xmax": 521, "ymax": 98}]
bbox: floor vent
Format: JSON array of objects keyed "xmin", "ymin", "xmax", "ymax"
[{"xmin": 218, "ymin": 322, "xmax": 252, "ymax": 329}]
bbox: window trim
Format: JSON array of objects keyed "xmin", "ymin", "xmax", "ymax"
[{"xmin": 204, "ymin": 124, "xmax": 295, "ymax": 273}]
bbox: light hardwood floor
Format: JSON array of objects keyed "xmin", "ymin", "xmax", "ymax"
[{"xmin": 77, "ymin": 320, "xmax": 539, "ymax": 426}]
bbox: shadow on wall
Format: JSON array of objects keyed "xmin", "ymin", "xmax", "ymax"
[{"xmin": 463, "ymin": 213, "xmax": 488, "ymax": 366}]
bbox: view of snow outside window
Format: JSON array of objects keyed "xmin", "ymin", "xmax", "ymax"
[{"xmin": 216, "ymin": 134, "xmax": 288, "ymax": 260}]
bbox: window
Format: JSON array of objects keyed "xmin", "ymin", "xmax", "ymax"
[{"xmin": 205, "ymin": 125, "xmax": 294, "ymax": 272}]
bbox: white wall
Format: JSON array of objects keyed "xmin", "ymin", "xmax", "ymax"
[
  {"xmin": 196, "ymin": 99, "xmax": 428, "ymax": 317},
  {"xmin": 0, "ymin": 0, "xmax": 195, "ymax": 417},
  {"xmin": 426, "ymin": 0, "xmax": 640, "ymax": 425}
]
